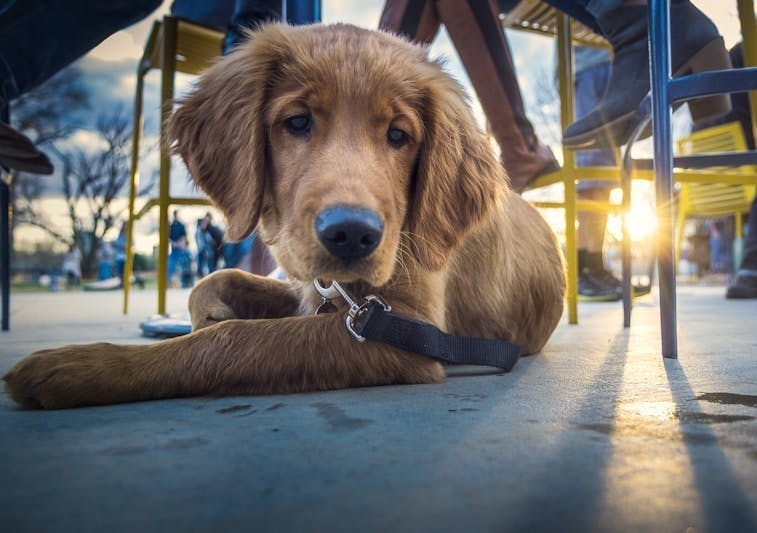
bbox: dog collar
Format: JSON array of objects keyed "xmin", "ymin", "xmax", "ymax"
[{"xmin": 313, "ymin": 280, "xmax": 523, "ymax": 371}]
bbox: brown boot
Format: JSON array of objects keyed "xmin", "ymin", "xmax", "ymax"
[{"xmin": 435, "ymin": 0, "xmax": 558, "ymax": 192}]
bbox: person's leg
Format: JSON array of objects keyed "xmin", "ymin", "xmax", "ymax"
[
  {"xmin": 743, "ymin": 197, "xmax": 757, "ymax": 269},
  {"xmin": 169, "ymin": 0, "xmax": 236, "ymax": 32},
  {"xmin": 577, "ymin": 187, "xmax": 622, "ymax": 301},
  {"xmin": 542, "ymin": 0, "xmax": 731, "ymax": 149},
  {"xmin": 0, "ymin": 0, "xmax": 162, "ymax": 108},
  {"xmin": 180, "ymin": 249, "xmax": 193, "ymax": 288},
  {"xmin": 223, "ymin": 0, "xmax": 283, "ymax": 53},
  {"xmin": 574, "ymin": 60, "xmax": 621, "ymax": 301},
  {"xmin": 378, "ymin": 0, "xmax": 440, "ymax": 45},
  {"xmin": 727, "ymin": 195, "xmax": 757, "ymax": 298},
  {"xmin": 167, "ymin": 248, "xmax": 178, "ymax": 285},
  {"xmin": 196, "ymin": 249, "xmax": 205, "ymax": 279},
  {"xmin": 432, "ymin": 0, "xmax": 558, "ymax": 192},
  {"xmin": 578, "ymin": 192, "xmax": 610, "ymax": 255}
]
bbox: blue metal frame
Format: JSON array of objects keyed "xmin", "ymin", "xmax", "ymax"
[
  {"xmin": 633, "ymin": 152, "xmax": 757, "ymax": 170},
  {"xmin": 649, "ymin": 0, "xmax": 677, "ymax": 357},
  {"xmin": 646, "ymin": 0, "xmax": 757, "ymax": 358}
]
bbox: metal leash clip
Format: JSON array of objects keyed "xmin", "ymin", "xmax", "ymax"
[{"xmin": 313, "ymin": 280, "xmax": 391, "ymax": 342}]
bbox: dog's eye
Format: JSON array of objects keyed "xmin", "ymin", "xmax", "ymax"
[
  {"xmin": 387, "ymin": 127, "xmax": 410, "ymax": 149},
  {"xmin": 283, "ymin": 114, "xmax": 312, "ymax": 136}
]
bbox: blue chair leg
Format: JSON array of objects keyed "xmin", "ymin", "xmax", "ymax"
[{"xmin": 649, "ymin": 0, "xmax": 678, "ymax": 358}]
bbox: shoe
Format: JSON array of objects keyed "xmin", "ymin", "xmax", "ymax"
[
  {"xmin": 726, "ymin": 270, "xmax": 757, "ymax": 299},
  {"xmin": 0, "ymin": 121, "xmax": 53, "ymax": 175},
  {"xmin": 563, "ymin": 1, "xmax": 731, "ymax": 150},
  {"xmin": 632, "ymin": 284, "xmax": 652, "ymax": 298},
  {"xmin": 578, "ymin": 270, "xmax": 622, "ymax": 302},
  {"xmin": 596, "ymin": 268, "xmax": 653, "ymax": 298},
  {"xmin": 593, "ymin": 267, "xmax": 622, "ymax": 291},
  {"xmin": 506, "ymin": 142, "xmax": 561, "ymax": 194}
]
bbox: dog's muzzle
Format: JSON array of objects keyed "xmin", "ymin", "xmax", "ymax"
[{"xmin": 315, "ymin": 205, "xmax": 383, "ymax": 261}]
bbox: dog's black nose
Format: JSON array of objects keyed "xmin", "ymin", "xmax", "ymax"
[{"xmin": 315, "ymin": 205, "xmax": 384, "ymax": 261}]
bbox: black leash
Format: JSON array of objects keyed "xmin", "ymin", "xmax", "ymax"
[{"xmin": 314, "ymin": 281, "xmax": 523, "ymax": 371}]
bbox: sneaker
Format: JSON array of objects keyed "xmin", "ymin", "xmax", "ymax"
[
  {"xmin": 726, "ymin": 270, "xmax": 757, "ymax": 299},
  {"xmin": 597, "ymin": 267, "xmax": 653, "ymax": 298},
  {"xmin": 579, "ymin": 270, "xmax": 622, "ymax": 302},
  {"xmin": 593, "ymin": 267, "xmax": 622, "ymax": 291}
]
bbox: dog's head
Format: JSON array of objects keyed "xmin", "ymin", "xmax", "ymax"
[{"xmin": 168, "ymin": 23, "xmax": 504, "ymax": 286}]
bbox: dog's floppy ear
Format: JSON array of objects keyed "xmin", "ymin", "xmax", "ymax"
[
  {"xmin": 409, "ymin": 67, "xmax": 502, "ymax": 271},
  {"xmin": 167, "ymin": 25, "xmax": 289, "ymax": 241}
]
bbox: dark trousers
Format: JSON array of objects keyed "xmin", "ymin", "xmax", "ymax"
[{"xmin": 0, "ymin": 0, "xmax": 162, "ymax": 108}]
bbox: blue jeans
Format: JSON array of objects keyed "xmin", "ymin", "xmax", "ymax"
[
  {"xmin": 539, "ymin": 0, "xmax": 626, "ymax": 35},
  {"xmin": 574, "ymin": 61, "xmax": 618, "ymax": 190},
  {"xmin": 0, "ymin": 0, "xmax": 161, "ymax": 107},
  {"xmin": 170, "ymin": 0, "xmax": 236, "ymax": 32},
  {"xmin": 167, "ymin": 248, "xmax": 192, "ymax": 287}
]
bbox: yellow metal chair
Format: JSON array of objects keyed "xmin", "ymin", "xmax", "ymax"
[
  {"xmin": 675, "ymin": 121, "xmax": 756, "ymax": 269},
  {"xmin": 123, "ymin": 16, "xmax": 224, "ymax": 315},
  {"xmin": 502, "ymin": 4, "xmax": 625, "ymax": 325}
]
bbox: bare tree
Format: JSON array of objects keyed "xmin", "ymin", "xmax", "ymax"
[
  {"xmin": 9, "ymin": 66, "xmax": 89, "ymax": 246},
  {"xmin": 15, "ymin": 108, "xmax": 156, "ymax": 276}
]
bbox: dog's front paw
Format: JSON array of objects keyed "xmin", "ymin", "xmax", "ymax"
[{"xmin": 4, "ymin": 344, "xmax": 124, "ymax": 409}]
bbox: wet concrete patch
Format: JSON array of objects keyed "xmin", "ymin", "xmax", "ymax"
[
  {"xmin": 216, "ymin": 404, "xmax": 253, "ymax": 414},
  {"xmin": 311, "ymin": 402, "xmax": 371, "ymax": 431},
  {"xmin": 443, "ymin": 393, "xmax": 488, "ymax": 402},
  {"xmin": 617, "ymin": 401, "xmax": 755, "ymax": 425},
  {"xmin": 162, "ymin": 437, "xmax": 210, "ymax": 450},
  {"xmin": 100, "ymin": 437, "xmax": 210, "ymax": 456},
  {"xmin": 676, "ymin": 412, "xmax": 754, "ymax": 424},
  {"xmin": 101, "ymin": 444, "xmax": 149, "ymax": 456},
  {"xmin": 697, "ymin": 393, "xmax": 757, "ymax": 408}
]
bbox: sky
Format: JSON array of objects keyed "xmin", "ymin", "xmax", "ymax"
[{"xmin": 14, "ymin": 0, "xmax": 751, "ymax": 253}]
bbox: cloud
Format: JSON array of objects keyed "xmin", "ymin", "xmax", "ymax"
[
  {"xmin": 88, "ymin": 31, "xmax": 145, "ymax": 62},
  {"xmin": 67, "ymin": 130, "xmax": 107, "ymax": 152},
  {"xmin": 322, "ymin": 0, "xmax": 383, "ymax": 27}
]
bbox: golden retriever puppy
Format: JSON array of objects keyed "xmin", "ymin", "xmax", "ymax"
[{"xmin": 4, "ymin": 23, "xmax": 565, "ymax": 409}]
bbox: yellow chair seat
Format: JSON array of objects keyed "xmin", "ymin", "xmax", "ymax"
[{"xmin": 675, "ymin": 121, "xmax": 756, "ymax": 268}]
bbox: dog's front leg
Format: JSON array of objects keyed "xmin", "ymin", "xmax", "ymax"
[
  {"xmin": 188, "ymin": 269, "xmax": 302, "ymax": 330},
  {"xmin": 4, "ymin": 310, "xmax": 444, "ymax": 409}
]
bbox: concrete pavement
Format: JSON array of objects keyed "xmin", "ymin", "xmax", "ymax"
[{"xmin": 0, "ymin": 285, "xmax": 756, "ymax": 532}]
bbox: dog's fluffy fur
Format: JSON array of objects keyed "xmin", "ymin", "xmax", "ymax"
[{"xmin": 4, "ymin": 24, "xmax": 565, "ymax": 409}]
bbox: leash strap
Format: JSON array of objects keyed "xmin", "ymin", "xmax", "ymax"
[
  {"xmin": 314, "ymin": 280, "xmax": 524, "ymax": 371},
  {"xmin": 358, "ymin": 305, "xmax": 523, "ymax": 371}
]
